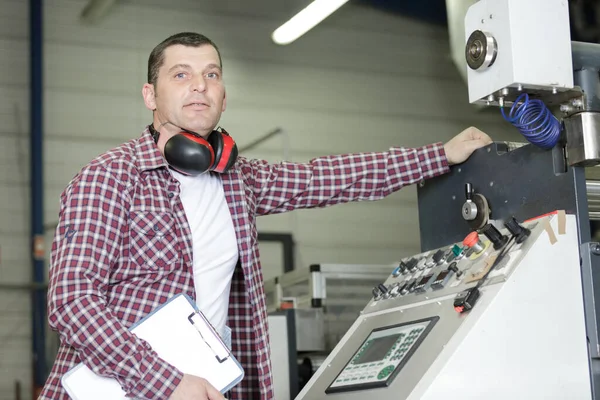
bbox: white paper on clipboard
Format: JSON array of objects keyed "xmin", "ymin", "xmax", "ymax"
[{"xmin": 61, "ymin": 293, "xmax": 244, "ymax": 400}]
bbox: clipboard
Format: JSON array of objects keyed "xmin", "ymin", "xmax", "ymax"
[{"xmin": 61, "ymin": 293, "xmax": 244, "ymax": 399}]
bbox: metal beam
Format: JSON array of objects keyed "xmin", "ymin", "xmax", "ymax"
[{"xmin": 30, "ymin": 0, "xmax": 47, "ymax": 392}]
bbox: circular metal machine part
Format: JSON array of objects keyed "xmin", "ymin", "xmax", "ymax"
[
  {"xmin": 465, "ymin": 30, "xmax": 498, "ymax": 70},
  {"xmin": 468, "ymin": 193, "xmax": 491, "ymax": 230},
  {"xmin": 462, "ymin": 201, "xmax": 478, "ymax": 220}
]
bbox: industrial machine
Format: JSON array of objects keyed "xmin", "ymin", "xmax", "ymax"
[
  {"xmin": 265, "ymin": 263, "xmax": 394, "ymax": 397},
  {"xmin": 295, "ymin": 0, "xmax": 600, "ymax": 398}
]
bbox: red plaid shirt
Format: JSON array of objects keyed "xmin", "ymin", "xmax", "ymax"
[{"xmin": 40, "ymin": 126, "xmax": 449, "ymax": 400}]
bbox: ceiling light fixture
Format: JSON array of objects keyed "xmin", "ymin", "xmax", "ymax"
[{"xmin": 271, "ymin": 0, "xmax": 350, "ymax": 45}]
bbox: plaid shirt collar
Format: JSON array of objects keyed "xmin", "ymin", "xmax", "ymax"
[{"xmin": 135, "ymin": 125, "xmax": 170, "ymax": 172}]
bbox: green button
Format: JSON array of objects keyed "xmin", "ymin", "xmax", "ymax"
[{"xmin": 452, "ymin": 244, "xmax": 463, "ymax": 257}]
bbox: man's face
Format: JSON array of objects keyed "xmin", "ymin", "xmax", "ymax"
[{"xmin": 143, "ymin": 44, "xmax": 226, "ymax": 138}]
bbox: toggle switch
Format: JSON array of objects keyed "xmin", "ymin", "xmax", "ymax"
[
  {"xmin": 447, "ymin": 261, "xmax": 463, "ymax": 278},
  {"xmin": 504, "ymin": 216, "xmax": 531, "ymax": 244},
  {"xmin": 405, "ymin": 258, "xmax": 419, "ymax": 273},
  {"xmin": 392, "ymin": 262, "xmax": 407, "ymax": 277},
  {"xmin": 377, "ymin": 283, "xmax": 392, "ymax": 299},
  {"xmin": 432, "ymin": 249, "xmax": 445, "ymax": 265},
  {"xmin": 372, "ymin": 287, "xmax": 382, "ymax": 300},
  {"xmin": 480, "ymin": 223, "xmax": 508, "ymax": 250},
  {"xmin": 452, "ymin": 244, "xmax": 465, "ymax": 260}
]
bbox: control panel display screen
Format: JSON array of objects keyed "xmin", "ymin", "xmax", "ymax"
[
  {"xmin": 325, "ymin": 316, "xmax": 439, "ymax": 394},
  {"xmin": 354, "ymin": 334, "xmax": 402, "ymax": 364}
]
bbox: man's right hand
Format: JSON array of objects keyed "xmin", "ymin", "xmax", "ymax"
[{"xmin": 169, "ymin": 374, "xmax": 225, "ymax": 400}]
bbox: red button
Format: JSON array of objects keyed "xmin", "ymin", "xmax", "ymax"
[{"xmin": 463, "ymin": 231, "xmax": 479, "ymax": 248}]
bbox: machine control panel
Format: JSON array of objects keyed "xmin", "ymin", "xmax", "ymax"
[
  {"xmin": 370, "ymin": 220, "xmax": 537, "ymax": 310},
  {"xmin": 295, "ymin": 212, "xmax": 577, "ymax": 400},
  {"xmin": 325, "ymin": 317, "xmax": 439, "ymax": 394}
]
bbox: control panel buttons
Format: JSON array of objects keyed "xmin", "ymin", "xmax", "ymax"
[
  {"xmin": 389, "ymin": 283, "xmax": 401, "ymax": 297},
  {"xmin": 424, "ymin": 253, "xmax": 436, "ymax": 268},
  {"xmin": 431, "ymin": 269, "xmax": 453, "ymax": 290},
  {"xmin": 401, "ymin": 279, "xmax": 416, "ymax": 295},
  {"xmin": 372, "ymin": 287, "xmax": 382, "ymax": 301},
  {"xmin": 452, "ymin": 244, "xmax": 465, "ymax": 260},
  {"xmin": 414, "ymin": 274, "xmax": 434, "ymax": 293},
  {"xmin": 396, "ymin": 281, "xmax": 408, "ymax": 296},
  {"xmin": 405, "ymin": 258, "xmax": 419, "ymax": 273},
  {"xmin": 432, "ymin": 249, "xmax": 445, "ymax": 264},
  {"xmin": 392, "ymin": 262, "xmax": 407, "ymax": 277},
  {"xmin": 377, "ymin": 365, "xmax": 395, "ymax": 380},
  {"xmin": 463, "ymin": 231, "xmax": 485, "ymax": 254},
  {"xmin": 377, "ymin": 283, "xmax": 390, "ymax": 298},
  {"xmin": 447, "ymin": 261, "xmax": 463, "ymax": 278}
]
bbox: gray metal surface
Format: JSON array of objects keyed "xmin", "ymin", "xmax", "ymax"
[
  {"xmin": 574, "ymin": 69, "xmax": 600, "ymax": 111},
  {"xmin": 268, "ymin": 310, "xmax": 298, "ymax": 400},
  {"xmin": 417, "ymin": 142, "xmax": 576, "ymax": 252},
  {"xmin": 580, "ymin": 242, "xmax": 600, "ymax": 358},
  {"xmin": 294, "ymin": 309, "xmax": 326, "ymax": 352},
  {"xmin": 565, "ymin": 112, "xmax": 600, "ymax": 166},
  {"xmin": 572, "ymin": 41, "xmax": 600, "ymax": 71},
  {"xmin": 589, "ymin": 181, "xmax": 600, "ymax": 196},
  {"xmin": 577, "ymin": 167, "xmax": 593, "ymax": 244}
]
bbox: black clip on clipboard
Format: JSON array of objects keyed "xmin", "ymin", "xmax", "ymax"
[{"xmin": 188, "ymin": 312, "xmax": 231, "ymax": 364}]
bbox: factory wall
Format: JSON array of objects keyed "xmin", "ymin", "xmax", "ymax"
[{"xmin": 0, "ymin": 0, "xmax": 521, "ymax": 397}]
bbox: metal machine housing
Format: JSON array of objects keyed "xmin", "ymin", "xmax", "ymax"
[{"xmin": 465, "ymin": 0, "xmax": 574, "ymax": 104}]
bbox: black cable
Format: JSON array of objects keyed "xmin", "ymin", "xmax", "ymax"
[{"xmin": 474, "ymin": 235, "xmax": 516, "ymax": 290}]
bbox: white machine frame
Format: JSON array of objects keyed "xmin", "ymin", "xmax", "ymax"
[{"xmin": 296, "ymin": 214, "xmax": 591, "ymax": 399}]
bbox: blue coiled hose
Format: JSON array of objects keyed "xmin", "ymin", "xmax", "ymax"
[{"xmin": 500, "ymin": 92, "xmax": 561, "ymax": 149}]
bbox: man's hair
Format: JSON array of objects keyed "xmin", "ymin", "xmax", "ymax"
[{"xmin": 147, "ymin": 32, "xmax": 222, "ymax": 88}]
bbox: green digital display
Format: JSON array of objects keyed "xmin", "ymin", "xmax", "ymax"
[{"xmin": 326, "ymin": 316, "xmax": 439, "ymax": 394}]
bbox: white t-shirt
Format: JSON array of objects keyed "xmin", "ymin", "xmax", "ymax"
[{"xmin": 171, "ymin": 169, "xmax": 239, "ymax": 338}]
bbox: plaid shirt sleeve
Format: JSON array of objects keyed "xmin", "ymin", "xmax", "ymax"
[
  {"xmin": 47, "ymin": 164, "xmax": 183, "ymax": 399},
  {"xmin": 240, "ymin": 143, "xmax": 449, "ymax": 215}
]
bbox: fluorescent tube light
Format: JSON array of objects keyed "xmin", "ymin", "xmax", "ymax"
[{"xmin": 272, "ymin": 0, "xmax": 350, "ymax": 45}]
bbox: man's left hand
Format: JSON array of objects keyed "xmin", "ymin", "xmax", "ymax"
[{"xmin": 443, "ymin": 126, "xmax": 493, "ymax": 165}]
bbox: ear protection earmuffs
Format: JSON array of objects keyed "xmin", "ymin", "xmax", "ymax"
[{"xmin": 150, "ymin": 124, "xmax": 238, "ymax": 176}]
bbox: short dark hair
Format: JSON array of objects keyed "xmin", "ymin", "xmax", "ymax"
[{"xmin": 147, "ymin": 32, "xmax": 222, "ymax": 88}]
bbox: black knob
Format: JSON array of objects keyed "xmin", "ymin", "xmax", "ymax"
[
  {"xmin": 406, "ymin": 258, "xmax": 418, "ymax": 272},
  {"xmin": 372, "ymin": 287, "xmax": 381, "ymax": 299},
  {"xmin": 480, "ymin": 223, "xmax": 508, "ymax": 250},
  {"xmin": 448, "ymin": 261, "xmax": 463, "ymax": 278},
  {"xmin": 377, "ymin": 283, "xmax": 389, "ymax": 294},
  {"xmin": 504, "ymin": 216, "xmax": 531, "ymax": 244},
  {"xmin": 432, "ymin": 249, "xmax": 445, "ymax": 264},
  {"xmin": 465, "ymin": 183, "xmax": 473, "ymax": 201},
  {"xmin": 398, "ymin": 261, "xmax": 408, "ymax": 274}
]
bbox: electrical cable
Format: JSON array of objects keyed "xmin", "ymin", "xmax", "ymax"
[
  {"xmin": 500, "ymin": 92, "xmax": 561, "ymax": 149},
  {"xmin": 475, "ymin": 235, "xmax": 516, "ymax": 290}
]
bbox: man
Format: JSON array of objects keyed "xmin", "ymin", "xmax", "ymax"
[{"xmin": 40, "ymin": 32, "xmax": 492, "ymax": 400}]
